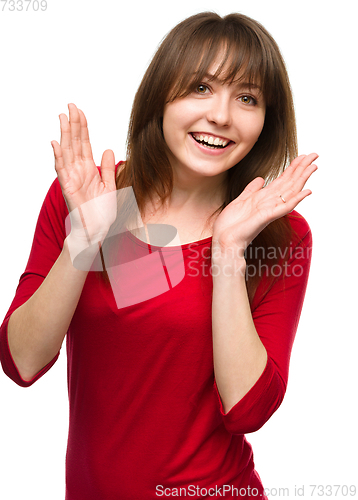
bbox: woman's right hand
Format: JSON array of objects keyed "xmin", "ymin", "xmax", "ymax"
[{"xmin": 51, "ymin": 103, "xmax": 117, "ymax": 245}]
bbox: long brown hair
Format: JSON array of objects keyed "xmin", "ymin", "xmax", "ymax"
[{"xmin": 101, "ymin": 12, "xmax": 304, "ymax": 302}]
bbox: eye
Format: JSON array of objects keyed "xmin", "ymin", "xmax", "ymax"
[
  {"xmin": 195, "ymin": 84, "xmax": 210, "ymax": 95},
  {"xmin": 239, "ymin": 95, "xmax": 257, "ymax": 105}
]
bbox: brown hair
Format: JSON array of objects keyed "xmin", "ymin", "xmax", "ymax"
[{"xmin": 101, "ymin": 12, "xmax": 302, "ymax": 302}]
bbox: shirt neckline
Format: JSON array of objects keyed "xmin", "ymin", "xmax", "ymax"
[{"xmin": 125, "ymin": 229, "xmax": 212, "ymax": 251}]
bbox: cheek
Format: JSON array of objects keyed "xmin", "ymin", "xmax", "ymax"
[
  {"xmin": 163, "ymin": 101, "xmax": 197, "ymax": 134},
  {"xmin": 241, "ymin": 112, "xmax": 265, "ymax": 143},
  {"xmin": 162, "ymin": 112, "xmax": 177, "ymax": 151},
  {"xmin": 162, "ymin": 105, "xmax": 191, "ymax": 157},
  {"xmin": 163, "ymin": 106, "xmax": 184, "ymax": 143}
]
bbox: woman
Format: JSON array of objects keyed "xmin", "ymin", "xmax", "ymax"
[{"xmin": 0, "ymin": 12, "xmax": 317, "ymax": 499}]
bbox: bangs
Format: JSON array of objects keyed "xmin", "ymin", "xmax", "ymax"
[{"xmin": 167, "ymin": 19, "xmax": 275, "ymax": 104}]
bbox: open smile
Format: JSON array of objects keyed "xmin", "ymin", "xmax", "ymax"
[
  {"xmin": 189, "ymin": 132, "xmax": 233, "ymax": 149},
  {"xmin": 188, "ymin": 132, "xmax": 235, "ymax": 156}
]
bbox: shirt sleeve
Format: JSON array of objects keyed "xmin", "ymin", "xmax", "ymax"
[
  {"xmin": 0, "ymin": 177, "xmax": 68, "ymax": 387},
  {"xmin": 214, "ymin": 210, "xmax": 312, "ymax": 434},
  {"xmin": 0, "ymin": 162, "xmax": 125, "ymax": 387}
]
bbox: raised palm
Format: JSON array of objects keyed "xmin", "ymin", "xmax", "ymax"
[
  {"xmin": 51, "ymin": 103, "xmax": 117, "ymax": 242},
  {"xmin": 212, "ymin": 153, "xmax": 318, "ymax": 255}
]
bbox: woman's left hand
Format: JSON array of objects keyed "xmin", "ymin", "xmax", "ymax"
[{"xmin": 212, "ymin": 153, "xmax": 318, "ymax": 257}]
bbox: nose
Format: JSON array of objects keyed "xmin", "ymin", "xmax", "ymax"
[{"xmin": 206, "ymin": 94, "xmax": 231, "ymax": 127}]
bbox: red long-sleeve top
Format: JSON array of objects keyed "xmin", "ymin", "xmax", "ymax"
[{"xmin": 0, "ymin": 168, "xmax": 312, "ymax": 499}]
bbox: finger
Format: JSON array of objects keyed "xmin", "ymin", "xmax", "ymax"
[
  {"xmin": 59, "ymin": 113, "xmax": 74, "ymax": 165},
  {"xmin": 286, "ymin": 162, "xmax": 318, "ymax": 197},
  {"xmin": 51, "ymin": 140, "xmax": 69, "ymax": 185},
  {"xmin": 290, "ymin": 153, "xmax": 319, "ymax": 181},
  {"xmin": 280, "ymin": 155, "xmax": 307, "ymax": 178},
  {"xmin": 78, "ymin": 109, "xmax": 94, "ymax": 161},
  {"xmin": 284, "ymin": 189, "xmax": 312, "ymax": 212},
  {"xmin": 100, "ymin": 150, "xmax": 116, "ymax": 189},
  {"xmin": 285, "ymin": 154, "xmax": 307, "ymax": 171},
  {"xmin": 274, "ymin": 155, "xmax": 318, "ymax": 197},
  {"xmin": 273, "ymin": 189, "xmax": 312, "ymax": 221},
  {"xmin": 237, "ymin": 177, "xmax": 265, "ymax": 202},
  {"xmin": 68, "ymin": 103, "xmax": 82, "ymax": 160}
]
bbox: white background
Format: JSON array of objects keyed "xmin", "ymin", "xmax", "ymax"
[{"xmin": 0, "ymin": 0, "xmax": 357, "ymax": 499}]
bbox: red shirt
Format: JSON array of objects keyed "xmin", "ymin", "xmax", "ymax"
[{"xmin": 0, "ymin": 168, "xmax": 312, "ymax": 499}]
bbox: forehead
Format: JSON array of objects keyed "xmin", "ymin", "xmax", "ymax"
[
  {"xmin": 194, "ymin": 44, "xmax": 263, "ymax": 87},
  {"xmin": 207, "ymin": 49, "xmax": 242, "ymax": 77}
]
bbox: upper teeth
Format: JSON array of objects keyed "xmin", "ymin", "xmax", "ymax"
[{"xmin": 193, "ymin": 134, "xmax": 229, "ymax": 147}]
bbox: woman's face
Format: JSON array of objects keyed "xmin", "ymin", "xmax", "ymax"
[{"xmin": 162, "ymin": 60, "xmax": 266, "ymax": 182}]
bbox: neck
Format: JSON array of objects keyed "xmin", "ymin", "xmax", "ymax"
[{"xmin": 168, "ymin": 163, "xmax": 227, "ymax": 213}]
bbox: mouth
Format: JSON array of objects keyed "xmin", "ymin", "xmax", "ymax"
[{"xmin": 189, "ymin": 132, "xmax": 233, "ymax": 150}]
